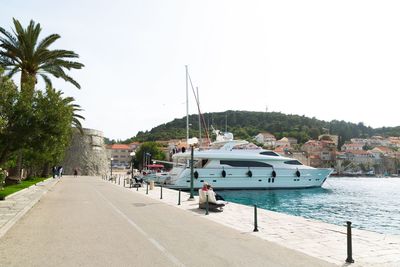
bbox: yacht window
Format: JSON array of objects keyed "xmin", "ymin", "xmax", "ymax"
[
  {"xmin": 220, "ymin": 160, "xmax": 272, "ymax": 168},
  {"xmin": 202, "ymin": 159, "xmax": 209, "ymax": 167},
  {"xmin": 284, "ymin": 160, "xmax": 303, "ymax": 165},
  {"xmin": 260, "ymin": 151, "xmax": 279, "ymax": 156}
]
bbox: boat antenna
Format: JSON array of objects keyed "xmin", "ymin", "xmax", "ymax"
[
  {"xmin": 225, "ymin": 113, "xmax": 227, "ymax": 133},
  {"xmin": 185, "ymin": 65, "xmax": 189, "ymax": 146}
]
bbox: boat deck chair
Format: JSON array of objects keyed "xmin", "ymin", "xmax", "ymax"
[{"xmin": 198, "ymin": 189, "xmax": 225, "ymax": 212}]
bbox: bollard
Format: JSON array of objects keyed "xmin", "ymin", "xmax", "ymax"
[
  {"xmin": 160, "ymin": 185, "xmax": 163, "ymax": 199},
  {"xmin": 205, "ymin": 195, "xmax": 209, "ymax": 215},
  {"xmin": 178, "ymin": 189, "xmax": 181, "ymax": 205},
  {"xmin": 253, "ymin": 205, "xmax": 259, "ymax": 232},
  {"xmin": 118, "ymin": 177, "xmax": 120, "ymax": 185},
  {"xmin": 136, "ymin": 185, "xmax": 138, "ymax": 191},
  {"xmin": 123, "ymin": 179, "xmax": 125, "ymax": 187},
  {"xmin": 346, "ymin": 221, "xmax": 355, "ymax": 263},
  {"xmin": 146, "ymin": 182, "xmax": 148, "ymax": 194}
]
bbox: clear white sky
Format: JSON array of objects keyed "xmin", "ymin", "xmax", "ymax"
[{"xmin": 2, "ymin": 0, "xmax": 400, "ymax": 139}]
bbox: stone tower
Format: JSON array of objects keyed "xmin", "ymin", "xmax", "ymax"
[{"xmin": 62, "ymin": 128, "xmax": 108, "ymax": 176}]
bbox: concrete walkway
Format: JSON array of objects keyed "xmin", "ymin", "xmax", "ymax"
[
  {"xmin": 0, "ymin": 178, "xmax": 59, "ymax": 239},
  {"xmin": 0, "ymin": 176, "xmax": 334, "ymax": 267}
]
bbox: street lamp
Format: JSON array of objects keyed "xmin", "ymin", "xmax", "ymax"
[
  {"xmin": 110, "ymin": 157, "xmax": 114, "ymax": 179},
  {"xmin": 130, "ymin": 152, "xmax": 136, "ymax": 180},
  {"xmin": 188, "ymin": 137, "xmax": 198, "ymax": 200}
]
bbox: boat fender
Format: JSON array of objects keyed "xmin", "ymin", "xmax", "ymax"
[
  {"xmin": 247, "ymin": 170, "xmax": 252, "ymax": 177},
  {"xmin": 221, "ymin": 170, "xmax": 226, "ymax": 178},
  {"xmin": 296, "ymin": 170, "xmax": 300, "ymax": 177},
  {"xmin": 272, "ymin": 170, "xmax": 277, "ymax": 178},
  {"xmin": 194, "ymin": 171, "xmax": 199, "ymax": 179}
]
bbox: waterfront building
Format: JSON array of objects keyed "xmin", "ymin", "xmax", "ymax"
[
  {"xmin": 106, "ymin": 144, "xmax": 134, "ymax": 168},
  {"xmin": 344, "ymin": 150, "xmax": 374, "ymax": 165}
]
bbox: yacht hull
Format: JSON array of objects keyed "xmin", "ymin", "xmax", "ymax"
[{"xmin": 165, "ymin": 168, "xmax": 332, "ymax": 190}]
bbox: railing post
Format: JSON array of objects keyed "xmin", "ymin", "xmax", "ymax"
[
  {"xmin": 253, "ymin": 205, "xmax": 259, "ymax": 232},
  {"xmin": 160, "ymin": 185, "xmax": 163, "ymax": 199},
  {"xmin": 205, "ymin": 194, "xmax": 209, "ymax": 215},
  {"xmin": 346, "ymin": 221, "xmax": 355, "ymax": 263},
  {"xmin": 178, "ymin": 189, "xmax": 181, "ymax": 205},
  {"xmin": 146, "ymin": 182, "xmax": 148, "ymax": 194}
]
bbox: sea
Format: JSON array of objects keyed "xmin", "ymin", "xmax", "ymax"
[{"xmin": 217, "ymin": 177, "xmax": 400, "ymax": 235}]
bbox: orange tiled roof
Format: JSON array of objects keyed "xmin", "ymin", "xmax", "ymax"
[
  {"xmin": 374, "ymin": 146, "xmax": 393, "ymax": 153},
  {"xmin": 107, "ymin": 144, "xmax": 131, "ymax": 150}
]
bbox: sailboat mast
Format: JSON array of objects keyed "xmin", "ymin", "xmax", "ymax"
[
  {"xmin": 197, "ymin": 87, "xmax": 201, "ymax": 146},
  {"xmin": 185, "ymin": 65, "xmax": 189, "ymax": 146}
]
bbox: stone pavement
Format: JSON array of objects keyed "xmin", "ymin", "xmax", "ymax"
[
  {"xmin": 0, "ymin": 178, "xmax": 59, "ymax": 238},
  {"xmin": 1, "ymin": 175, "xmax": 399, "ymax": 266},
  {"xmin": 110, "ymin": 177, "xmax": 400, "ymax": 267}
]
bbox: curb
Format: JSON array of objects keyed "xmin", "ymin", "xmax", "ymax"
[
  {"xmin": 4, "ymin": 178, "xmax": 53, "ymax": 200},
  {"xmin": 0, "ymin": 179, "xmax": 59, "ymax": 239}
]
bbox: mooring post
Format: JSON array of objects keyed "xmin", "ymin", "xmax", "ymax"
[
  {"xmin": 346, "ymin": 221, "xmax": 355, "ymax": 263},
  {"xmin": 146, "ymin": 182, "xmax": 148, "ymax": 194},
  {"xmin": 178, "ymin": 189, "xmax": 181, "ymax": 205},
  {"xmin": 205, "ymin": 194, "xmax": 209, "ymax": 215},
  {"xmin": 253, "ymin": 205, "xmax": 259, "ymax": 232}
]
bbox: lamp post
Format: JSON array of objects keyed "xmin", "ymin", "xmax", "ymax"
[
  {"xmin": 110, "ymin": 157, "xmax": 114, "ymax": 179},
  {"xmin": 187, "ymin": 137, "xmax": 198, "ymax": 200},
  {"xmin": 130, "ymin": 152, "xmax": 136, "ymax": 180}
]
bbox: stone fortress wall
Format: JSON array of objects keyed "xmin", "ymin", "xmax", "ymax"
[{"xmin": 62, "ymin": 128, "xmax": 108, "ymax": 176}]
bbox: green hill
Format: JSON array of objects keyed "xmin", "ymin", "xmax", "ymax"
[{"xmin": 123, "ymin": 110, "xmax": 400, "ymax": 147}]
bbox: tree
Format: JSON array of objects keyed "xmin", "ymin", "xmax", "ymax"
[
  {"xmin": 135, "ymin": 142, "xmax": 166, "ymax": 170},
  {"xmin": 0, "ymin": 19, "xmax": 84, "ymax": 177},
  {"xmin": 0, "ymin": 67, "xmax": 33, "ymax": 166},
  {"xmin": 0, "ymin": 18, "xmax": 84, "ymax": 95}
]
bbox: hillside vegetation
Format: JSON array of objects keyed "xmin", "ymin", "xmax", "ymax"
[{"xmin": 123, "ymin": 111, "xmax": 400, "ymax": 147}]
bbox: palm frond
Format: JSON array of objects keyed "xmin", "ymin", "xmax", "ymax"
[
  {"xmin": 36, "ymin": 34, "xmax": 60, "ymax": 52},
  {"xmin": 39, "ymin": 73, "xmax": 52, "ymax": 87},
  {"xmin": 61, "ymin": 74, "xmax": 81, "ymax": 89}
]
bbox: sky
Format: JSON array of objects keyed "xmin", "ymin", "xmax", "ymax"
[{"xmin": 1, "ymin": 0, "xmax": 400, "ymax": 140}]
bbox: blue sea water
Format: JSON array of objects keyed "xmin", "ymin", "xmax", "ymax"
[{"xmin": 217, "ymin": 177, "xmax": 400, "ymax": 235}]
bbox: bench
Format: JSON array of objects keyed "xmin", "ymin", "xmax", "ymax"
[{"xmin": 198, "ymin": 189, "xmax": 225, "ymax": 212}]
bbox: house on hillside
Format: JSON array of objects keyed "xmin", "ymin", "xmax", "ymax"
[
  {"xmin": 275, "ymin": 137, "xmax": 291, "ymax": 148},
  {"xmin": 319, "ymin": 134, "xmax": 339, "ymax": 146},
  {"xmin": 301, "ymin": 140, "xmax": 336, "ymax": 167},
  {"xmin": 254, "ymin": 132, "xmax": 276, "ymax": 147},
  {"xmin": 341, "ymin": 143, "xmax": 364, "ymax": 151}
]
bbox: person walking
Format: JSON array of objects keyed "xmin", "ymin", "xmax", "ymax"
[
  {"xmin": 52, "ymin": 166, "xmax": 57, "ymax": 179},
  {"xmin": 58, "ymin": 166, "xmax": 63, "ymax": 178}
]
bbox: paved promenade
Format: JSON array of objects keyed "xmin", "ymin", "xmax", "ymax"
[
  {"xmin": 0, "ymin": 176, "xmax": 334, "ymax": 267},
  {"xmin": 0, "ymin": 178, "xmax": 59, "ymax": 239}
]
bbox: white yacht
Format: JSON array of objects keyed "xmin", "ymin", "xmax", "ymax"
[{"xmin": 166, "ymin": 137, "xmax": 332, "ymax": 190}]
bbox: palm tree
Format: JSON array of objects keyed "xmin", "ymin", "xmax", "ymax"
[{"xmin": 0, "ymin": 18, "xmax": 84, "ymax": 94}]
